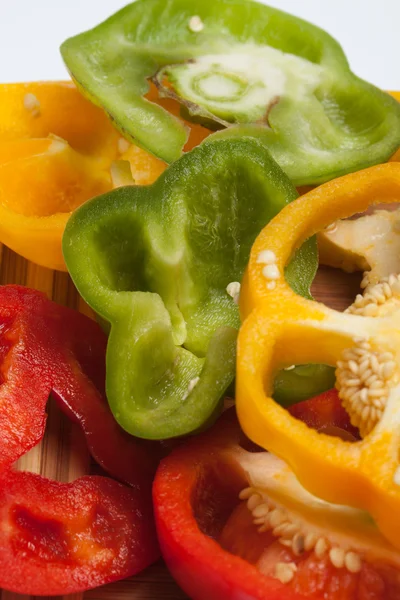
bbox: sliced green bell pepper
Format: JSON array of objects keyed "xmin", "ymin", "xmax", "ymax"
[
  {"xmin": 61, "ymin": 0, "xmax": 400, "ymax": 185},
  {"xmin": 63, "ymin": 134, "xmax": 319, "ymax": 440}
]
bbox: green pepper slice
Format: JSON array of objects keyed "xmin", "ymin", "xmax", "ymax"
[
  {"xmin": 61, "ymin": 0, "xmax": 400, "ymax": 185},
  {"xmin": 63, "ymin": 134, "xmax": 318, "ymax": 439}
]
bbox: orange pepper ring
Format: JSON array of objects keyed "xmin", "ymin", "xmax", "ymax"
[
  {"xmin": 237, "ymin": 163, "xmax": 400, "ymax": 550},
  {"xmin": 0, "ymin": 81, "xmax": 167, "ymax": 271},
  {"xmin": 0, "ymin": 81, "xmax": 121, "ymax": 270}
]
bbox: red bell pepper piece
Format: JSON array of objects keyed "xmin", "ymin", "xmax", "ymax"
[
  {"xmin": 154, "ymin": 410, "xmax": 304, "ymax": 600},
  {"xmin": 0, "ymin": 285, "xmax": 160, "ymax": 594},
  {"xmin": 0, "ymin": 285, "xmax": 161, "ymax": 484},
  {"xmin": 289, "ymin": 388, "xmax": 360, "ymax": 440},
  {"xmin": 0, "ymin": 470, "xmax": 157, "ymax": 595},
  {"xmin": 153, "ymin": 404, "xmax": 397, "ymax": 600}
]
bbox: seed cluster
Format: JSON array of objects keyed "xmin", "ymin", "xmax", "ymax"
[
  {"xmin": 336, "ymin": 274, "xmax": 400, "ymax": 437},
  {"xmin": 257, "ymin": 249, "xmax": 280, "ymax": 290},
  {"xmin": 239, "ymin": 486, "xmax": 362, "ymax": 580},
  {"xmin": 347, "ymin": 274, "xmax": 400, "ymax": 317},
  {"xmin": 336, "ymin": 338, "xmax": 395, "ymax": 437},
  {"xmin": 361, "ymin": 272, "xmax": 371, "ymax": 290}
]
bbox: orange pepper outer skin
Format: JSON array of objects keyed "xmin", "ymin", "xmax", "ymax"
[
  {"xmin": 237, "ymin": 162, "xmax": 400, "ymax": 551},
  {"xmin": 0, "ymin": 81, "xmax": 166, "ymax": 271}
]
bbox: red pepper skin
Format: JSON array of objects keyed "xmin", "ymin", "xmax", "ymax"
[
  {"xmin": 289, "ymin": 389, "xmax": 359, "ymax": 439},
  {"xmin": 154, "ymin": 410, "xmax": 302, "ymax": 600},
  {"xmin": 0, "ymin": 285, "xmax": 160, "ymax": 594},
  {"xmin": 0, "ymin": 285, "xmax": 160, "ymax": 484},
  {"xmin": 0, "ymin": 470, "xmax": 158, "ymax": 595},
  {"xmin": 153, "ymin": 395, "xmax": 363, "ymax": 600}
]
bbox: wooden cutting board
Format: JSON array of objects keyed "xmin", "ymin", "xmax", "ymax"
[{"xmin": 0, "ymin": 245, "xmax": 359, "ymax": 600}]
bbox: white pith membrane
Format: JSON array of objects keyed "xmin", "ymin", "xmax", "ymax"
[
  {"xmin": 235, "ymin": 450, "xmax": 400, "ymax": 583},
  {"xmin": 318, "ymin": 208, "xmax": 400, "ymax": 288},
  {"xmin": 162, "ymin": 43, "xmax": 323, "ymax": 124}
]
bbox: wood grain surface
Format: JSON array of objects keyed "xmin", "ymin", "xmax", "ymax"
[{"xmin": 0, "ymin": 247, "xmax": 359, "ymax": 600}]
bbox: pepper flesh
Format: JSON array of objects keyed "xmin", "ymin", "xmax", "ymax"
[
  {"xmin": 61, "ymin": 0, "xmax": 400, "ymax": 184},
  {"xmin": 154, "ymin": 409, "xmax": 400, "ymax": 600},
  {"xmin": 63, "ymin": 134, "xmax": 318, "ymax": 440},
  {"xmin": 0, "ymin": 285, "xmax": 161, "ymax": 484},
  {"xmin": 0, "ymin": 285, "xmax": 160, "ymax": 595},
  {"xmin": 237, "ymin": 162, "xmax": 400, "ymax": 550},
  {"xmin": 0, "ymin": 471, "xmax": 158, "ymax": 596},
  {"xmin": 0, "ymin": 81, "xmax": 166, "ymax": 270}
]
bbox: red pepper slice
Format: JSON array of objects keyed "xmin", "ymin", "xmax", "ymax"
[
  {"xmin": 0, "ymin": 285, "xmax": 160, "ymax": 594},
  {"xmin": 0, "ymin": 470, "xmax": 157, "ymax": 595},
  {"xmin": 289, "ymin": 389, "xmax": 360, "ymax": 440},
  {"xmin": 0, "ymin": 285, "xmax": 161, "ymax": 484},
  {"xmin": 153, "ymin": 405, "xmax": 398, "ymax": 600}
]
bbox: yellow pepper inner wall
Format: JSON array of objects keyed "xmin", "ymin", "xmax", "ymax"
[{"xmin": 0, "ymin": 81, "xmax": 167, "ymax": 270}]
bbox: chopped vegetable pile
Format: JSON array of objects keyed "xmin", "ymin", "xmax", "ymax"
[{"xmin": 0, "ymin": 1, "xmax": 399, "ymax": 598}]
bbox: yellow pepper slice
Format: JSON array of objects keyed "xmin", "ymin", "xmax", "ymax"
[
  {"xmin": 237, "ymin": 162, "xmax": 400, "ymax": 550},
  {"xmin": 0, "ymin": 81, "xmax": 166, "ymax": 270}
]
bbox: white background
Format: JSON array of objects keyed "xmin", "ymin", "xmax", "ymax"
[{"xmin": 0, "ymin": 0, "xmax": 399, "ymax": 89}]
